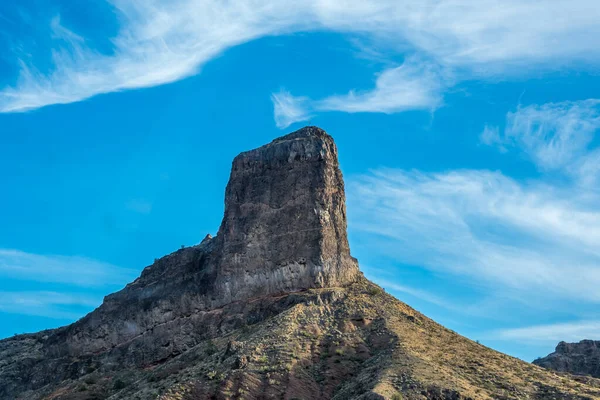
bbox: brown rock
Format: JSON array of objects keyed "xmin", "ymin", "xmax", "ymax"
[
  {"xmin": 215, "ymin": 125, "xmax": 360, "ymax": 301},
  {"xmin": 0, "ymin": 126, "xmax": 360, "ymax": 398},
  {"xmin": 2, "ymin": 126, "xmax": 600, "ymax": 400}
]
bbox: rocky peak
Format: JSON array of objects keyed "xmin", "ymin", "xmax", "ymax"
[
  {"xmin": 215, "ymin": 126, "xmax": 359, "ymax": 299},
  {"xmin": 534, "ymin": 340, "xmax": 600, "ymax": 378},
  {"xmin": 5, "ymin": 128, "xmax": 600, "ymax": 400},
  {"xmin": 116, "ymin": 126, "xmax": 358, "ymax": 312},
  {"xmin": 8, "ymin": 126, "xmax": 360, "ymax": 364}
]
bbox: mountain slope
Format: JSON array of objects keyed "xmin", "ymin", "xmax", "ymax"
[
  {"xmin": 1, "ymin": 127, "xmax": 599, "ymax": 400},
  {"xmin": 155, "ymin": 281, "xmax": 600, "ymax": 400}
]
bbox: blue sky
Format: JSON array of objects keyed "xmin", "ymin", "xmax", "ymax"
[{"xmin": 1, "ymin": 0, "xmax": 600, "ymax": 362}]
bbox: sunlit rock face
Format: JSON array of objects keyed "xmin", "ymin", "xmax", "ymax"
[
  {"xmin": 66, "ymin": 126, "xmax": 360, "ymax": 355},
  {"xmin": 0, "ymin": 126, "xmax": 361, "ymax": 398},
  {"xmin": 216, "ymin": 125, "xmax": 360, "ymax": 301},
  {"xmin": 3, "ymin": 127, "xmax": 600, "ymax": 400}
]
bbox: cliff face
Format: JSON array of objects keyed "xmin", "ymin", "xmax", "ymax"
[
  {"xmin": 216, "ymin": 126, "xmax": 359, "ymax": 301},
  {"xmin": 60, "ymin": 127, "xmax": 359, "ymax": 356},
  {"xmin": 2, "ymin": 127, "xmax": 600, "ymax": 400},
  {"xmin": 534, "ymin": 340, "xmax": 600, "ymax": 378},
  {"xmin": 0, "ymin": 126, "xmax": 360, "ymax": 398}
]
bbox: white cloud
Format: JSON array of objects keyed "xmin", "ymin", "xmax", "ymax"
[
  {"xmin": 2, "ymin": 0, "xmax": 600, "ymax": 113},
  {"xmin": 342, "ymin": 98, "xmax": 600, "ymax": 343},
  {"xmin": 314, "ymin": 57, "xmax": 446, "ymax": 113},
  {"xmin": 0, "ymin": 249, "xmax": 136, "ymax": 287},
  {"xmin": 479, "ymin": 125, "xmax": 502, "ymax": 148},
  {"xmin": 0, "ymin": 250, "xmax": 136, "ymax": 319},
  {"xmin": 347, "ymin": 99, "xmax": 600, "ymax": 344},
  {"xmin": 272, "ymin": 57, "xmax": 446, "ymax": 128},
  {"xmin": 272, "ymin": 90, "xmax": 313, "ymax": 129},
  {"xmin": 496, "ymin": 320, "xmax": 600, "ymax": 344},
  {"xmin": 0, "ymin": 291, "xmax": 101, "ymax": 320},
  {"xmin": 347, "ymin": 168, "xmax": 600, "ymax": 304},
  {"xmin": 0, "ymin": 1, "xmax": 305, "ymax": 112},
  {"xmin": 484, "ymin": 100, "xmax": 600, "ymax": 173},
  {"xmin": 372, "ymin": 278, "xmax": 453, "ymax": 310}
]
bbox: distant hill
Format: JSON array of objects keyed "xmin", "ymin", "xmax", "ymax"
[
  {"xmin": 534, "ymin": 340, "xmax": 600, "ymax": 379},
  {"xmin": 2, "ymin": 127, "xmax": 600, "ymax": 399}
]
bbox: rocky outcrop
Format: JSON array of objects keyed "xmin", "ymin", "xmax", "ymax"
[
  {"xmin": 216, "ymin": 126, "xmax": 359, "ymax": 301},
  {"xmin": 0, "ymin": 126, "xmax": 360, "ymax": 399},
  {"xmin": 3, "ymin": 126, "xmax": 600, "ymax": 400},
  {"xmin": 62, "ymin": 126, "xmax": 359, "ymax": 354},
  {"xmin": 534, "ymin": 340, "xmax": 600, "ymax": 378}
]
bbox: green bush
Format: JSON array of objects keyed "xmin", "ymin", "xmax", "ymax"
[{"xmin": 368, "ymin": 287, "xmax": 383, "ymax": 296}]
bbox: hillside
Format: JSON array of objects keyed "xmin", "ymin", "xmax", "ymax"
[{"xmin": 1, "ymin": 127, "xmax": 599, "ymax": 400}]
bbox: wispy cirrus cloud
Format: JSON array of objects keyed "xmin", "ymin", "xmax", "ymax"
[
  {"xmin": 479, "ymin": 125, "xmax": 504, "ymax": 149},
  {"xmin": 272, "ymin": 90, "xmax": 313, "ymax": 129},
  {"xmin": 369, "ymin": 277, "xmax": 454, "ymax": 310},
  {"xmin": 349, "ymin": 168, "xmax": 600, "ymax": 303},
  {"xmin": 273, "ymin": 57, "xmax": 446, "ymax": 128},
  {"xmin": 0, "ymin": 249, "xmax": 136, "ymax": 287},
  {"xmin": 0, "ymin": 1, "xmax": 306, "ymax": 113},
  {"xmin": 481, "ymin": 100, "xmax": 600, "ymax": 177},
  {"xmin": 495, "ymin": 321, "xmax": 600, "ymax": 345},
  {"xmin": 312, "ymin": 57, "xmax": 447, "ymax": 114},
  {"xmin": 0, "ymin": 249, "xmax": 135, "ymax": 320},
  {"xmin": 2, "ymin": 0, "xmax": 600, "ymax": 114},
  {"xmin": 348, "ymin": 99, "xmax": 600, "ymax": 313},
  {"xmin": 0, "ymin": 291, "xmax": 101, "ymax": 319}
]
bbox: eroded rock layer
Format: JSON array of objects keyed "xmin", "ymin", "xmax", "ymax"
[
  {"xmin": 0, "ymin": 126, "xmax": 361, "ymax": 399},
  {"xmin": 215, "ymin": 126, "xmax": 360, "ymax": 302},
  {"xmin": 2, "ymin": 127, "xmax": 600, "ymax": 400}
]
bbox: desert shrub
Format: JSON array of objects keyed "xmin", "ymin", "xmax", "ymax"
[
  {"xmin": 256, "ymin": 355, "xmax": 269, "ymax": 363},
  {"xmin": 204, "ymin": 339, "xmax": 218, "ymax": 356},
  {"xmin": 113, "ymin": 379, "xmax": 127, "ymax": 390},
  {"xmin": 368, "ymin": 287, "xmax": 383, "ymax": 296}
]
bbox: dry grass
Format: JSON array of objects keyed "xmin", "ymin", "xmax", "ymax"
[{"xmin": 35, "ymin": 279, "xmax": 600, "ymax": 400}]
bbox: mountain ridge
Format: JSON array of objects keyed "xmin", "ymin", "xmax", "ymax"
[{"xmin": 1, "ymin": 126, "xmax": 600, "ymax": 399}]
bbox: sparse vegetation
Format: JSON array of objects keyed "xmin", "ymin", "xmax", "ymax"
[
  {"xmin": 113, "ymin": 378, "xmax": 127, "ymax": 391},
  {"xmin": 204, "ymin": 339, "xmax": 217, "ymax": 356},
  {"xmin": 256, "ymin": 354, "xmax": 268, "ymax": 363},
  {"xmin": 5, "ymin": 280, "xmax": 600, "ymax": 399},
  {"xmin": 206, "ymin": 370, "xmax": 225, "ymax": 381}
]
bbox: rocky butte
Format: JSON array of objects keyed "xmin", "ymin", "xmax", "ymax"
[
  {"xmin": 1, "ymin": 126, "xmax": 600, "ymax": 399},
  {"xmin": 534, "ymin": 340, "xmax": 600, "ymax": 378}
]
